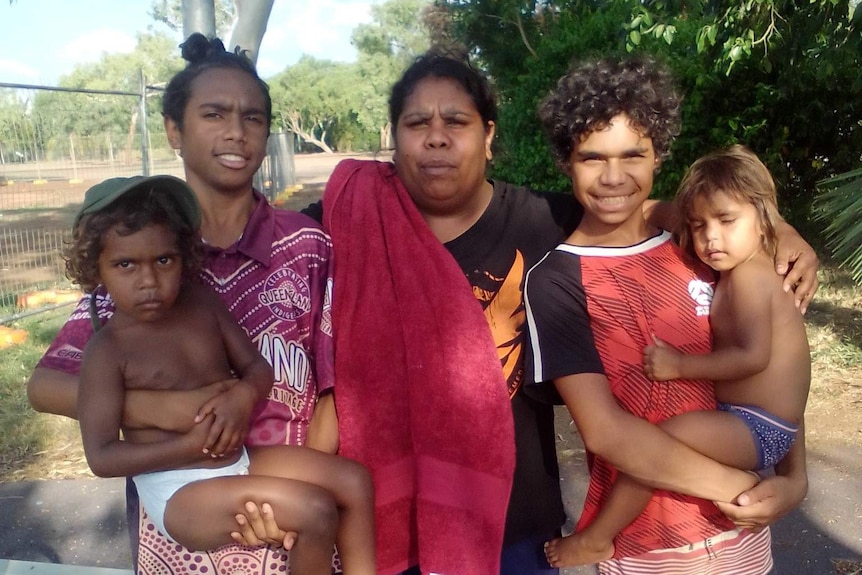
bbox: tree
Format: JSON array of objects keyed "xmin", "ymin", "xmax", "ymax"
[
  {"xmin": 815, "ymin": 169, "xmax": 862, "ymax": 283},
  {"xmin": 445, "ymin": 0, "xmax": 862, "ymax": 235},
  {"xmin": 0, "ymin": 90, "xmax": 31, "ymax": 164},
  {"xmin": 622, "ymin": 0, "xmax": 862, "ymax": 233},
  {"xmin": 31, "ymin": 33, "xmax": 183, "ymax": 164},
  {"xmin": 151, "ymin": 0, "xmax": 274, "ymax": 63},
  {"xmin": 353, "ymin": 0, "xmax": 436, "ymax": 65},
  {"xmin": 268, "ymin": 0, "xmax": 433, "ymax": 152},
  {"xmin": 347, "ymin": 0, "xmax": 436, "ymax": 149},
  {"xmin": 624, "ymin": 1, "xmax": 861, "ymax": 75},
  {"xmin": 269, "ymin": 57, "xmax": 354, "ymax": 153}
]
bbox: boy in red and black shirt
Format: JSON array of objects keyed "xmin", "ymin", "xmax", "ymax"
[{"xmin": 524, "ymin": 56, "xmax": 798, "ymax": 574}]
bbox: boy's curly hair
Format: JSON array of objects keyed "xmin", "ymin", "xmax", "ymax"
[
  {"xmin": 539, "ymin": 55, "xmax": 682, "ymax": 172},
  {"xmin": 65, "ymin": 188, "xmax": 202, "ymax": 293}
]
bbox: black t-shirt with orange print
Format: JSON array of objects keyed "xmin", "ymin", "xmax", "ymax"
[
  {"xmin": 305, "ymin": 181, "xmax": 580, "ymax": 547},
  {"xmin": 445, "ymin": 180, "xmax": 581, "ymax": 546}
]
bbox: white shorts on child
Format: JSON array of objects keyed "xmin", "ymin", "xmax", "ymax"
[{"xmin": 133, "ymin": 447, "xmax": 251, "ymax": 543}]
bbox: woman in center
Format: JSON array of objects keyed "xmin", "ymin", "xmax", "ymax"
[{"xmin": 238, "ymin": 51, "xmax": 815, "ymax": 575}]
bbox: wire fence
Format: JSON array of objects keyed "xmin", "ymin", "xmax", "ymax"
[{"xmin": 0, "ymin": 82, "xmax": 294, "ymax": 324}]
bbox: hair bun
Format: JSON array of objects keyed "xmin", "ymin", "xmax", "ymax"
[{"xmin": 180, "ymin": 33, "xmax": 227, "ymax": 65}]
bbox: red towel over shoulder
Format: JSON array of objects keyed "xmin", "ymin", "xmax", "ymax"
[{"xmin": 323, "ymin": 159, "xmax": 515, "ymax": 575}]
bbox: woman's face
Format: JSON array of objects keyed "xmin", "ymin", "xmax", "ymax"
[
  {"xmin": 393, "ymin": 76, "xmax": 495, "ymax": 217},
  {"xmin": 164, "ymin": 67, "xmax": 269, "ymax": 198}
]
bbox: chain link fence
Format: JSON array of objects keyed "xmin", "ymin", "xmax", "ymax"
[{"xmin": 1, "ymin": 83, "xmax": 294, "ymax": 323}]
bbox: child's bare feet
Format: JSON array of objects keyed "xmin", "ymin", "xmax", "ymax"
[{"xmin": 544, "ymin": 533, "xmax": 615, "ymax": 568}]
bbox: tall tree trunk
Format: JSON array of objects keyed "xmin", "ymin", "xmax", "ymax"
[
  {"xmin": 182, "ymin": 0, "xmax": 216, "ymax": 39},
  {"xmin": 230, "ymin": 0, "xmax": 275, "ymax": 64},
  {"xmin": 180, "ymin": 0, "xmax": 273, "ymax": 65}
]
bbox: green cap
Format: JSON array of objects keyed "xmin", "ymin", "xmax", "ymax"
[{"xmin": 74, "ymin": 175, "xmax": 201, "ymax": 229}]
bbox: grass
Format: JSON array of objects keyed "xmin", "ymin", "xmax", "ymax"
[
  {"xmin": 806, "ymin": 267, "xmax": 862, "ymax": 367},
  {"xmin": 799, "ymin": 264, "xmax": 862, "ymax": 450},
  {"xmin": 0, "ymin": 264, "xmax": 860, "ymax": 482},
  {"xmin": 0, "ymin": 307, "xmax": 87, "ymax": 482}
]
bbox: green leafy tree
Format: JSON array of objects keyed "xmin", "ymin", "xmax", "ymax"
[
  {"xmin": 31, "ymin": 33, "xmax": 183, "ymax": 163},
  {"xmin": 624, "ymin": 1, "xmax": 861, "ymax": 75},
  {"xmin": 269, "ymin": 0, "xmax": 433, "ymax": 152},
  {"xmin": 0, "ymin": 90, "xmax": 31, "ymax": 164},
  {"xmin": 353, "ymin": 0, "xmax": 435, "ymax": 64},
  {"xmin": 815, "ymin": 169, "xmax": 862, "ymax": 283},
  {"xmin": 447, "ymin": 1, "xmax": 675, "ymax": 192},
  {"xmin": 622, "ymin": 0, "xmax": 862, "ymax": 234},
  {"xmin": 348, "ymin": 0, "xmax": 435, "ymax": 149},
  {"xmin": 445, "ymin": 0, "xmax": 862, "ymax": 236},
  {"xmin": 342, "ymin": 53, "xmax": 406, "ymax": 150},
  {"xmin": 269, "ymin": 57, "xmax": 355, "ymax": 153}
]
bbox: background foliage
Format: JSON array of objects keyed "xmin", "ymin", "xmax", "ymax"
[
  {"xmin": 2, "ymin": 0, "xmax": 860, "ymax": 269},
  {"xmin": 446, "ymin": 0, "xmax": 862, "ymax": 241}
]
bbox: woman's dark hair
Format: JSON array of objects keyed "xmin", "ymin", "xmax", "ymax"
[
  {"xmin": 539, "ymin": 55, "xmax": 681, "ymax": 171},
  {"xmin": 162, "ymin": 33, "xmax": 272, "ymax": 133},
  {"xmin": 65, "ymin": 188, "xmax": 202, "ymax": 293},
  {"xmin": 389, "ymin": 51, "xmax": 496, "ymax": 131}
]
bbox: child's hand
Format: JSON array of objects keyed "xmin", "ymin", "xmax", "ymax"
[
  {"xmin": 194, "ymin": 382, "xmax": 258, "ymax": 457},
  {"xmin": 184, "ymin": 412, "xmax": 217, "ymax": 457},
  {"xmin": 643, "ymin": 336, "xmax": 682, "ymax": 381},
  {"xmin": 231, "ymin": 502, "xmax": 297, "ymax": 549}
]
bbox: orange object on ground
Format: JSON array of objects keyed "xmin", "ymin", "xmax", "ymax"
[
  {"xmin": 0, "ymin": 326, "xmax": 28, "ymax": 348},
  {"xmin": 16, "ymin": 289, "xmax": 83, "ymax": 309}
]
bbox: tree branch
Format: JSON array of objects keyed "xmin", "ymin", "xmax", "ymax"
[{"xmin": 484, "ymin": 12, "xmax": 537, "ymax": 57}]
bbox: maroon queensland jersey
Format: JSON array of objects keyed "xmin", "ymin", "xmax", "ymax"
[
  {"xmin": 37, "ymin": 192, "xmax": 334, "ymax": 575},
  {"xmin": 525, "ymin": 230, "xmax": 736, "ymax": 558},
  {"xmin": 38, "ymin": 193, "xmax": 334, "ymax": 445}
]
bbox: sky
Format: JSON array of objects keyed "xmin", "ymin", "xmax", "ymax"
[{"xmin": 0, "ymin": 0, "xmax": 380, "ymax": 86}]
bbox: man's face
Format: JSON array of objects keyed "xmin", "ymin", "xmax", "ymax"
[
  {"xmin": 164, "ymin": 67, "xmax": 269, "ymax": 199},
  {"xmin": 567, "ymin": 113, "xmax": 659, "ymax": 243}
]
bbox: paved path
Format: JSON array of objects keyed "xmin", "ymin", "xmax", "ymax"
[
  {"xmin": 554, "ymin": 412, "xmax": 862, "ymax": 575},
  {"xmin": 0, "ymin": 477, "xmax": 130, "ymax": 568},
  {"xmin": 1, "ymin": 410, "xmax": 860, "ymax": 573}
]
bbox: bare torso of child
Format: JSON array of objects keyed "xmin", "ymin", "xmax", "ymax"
[
  {"xmin": 100, "ymin": 283, "xmax": 239, "ymax": 466},
  {"xmin": 709, "ymin": 252, "xmax": 811, "ymax": 424}
]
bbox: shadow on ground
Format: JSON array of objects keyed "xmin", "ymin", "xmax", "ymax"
[
  {"xmin": 0, "ymin": 477, "xmax": 131, "ymax": 568},
  {"xmin": 0, "ymin": 411, "xmax": 859, "ymax": 573},
  {"xmin": 554, "ymin": 407, "xmax": 862, "ymax": 575}
]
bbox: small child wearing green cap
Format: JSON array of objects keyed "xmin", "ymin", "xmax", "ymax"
[{"xmin": 68, "ymin": 176, "xmax": 376, "ymax": 575}]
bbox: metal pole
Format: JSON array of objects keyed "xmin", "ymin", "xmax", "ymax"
[
  {"xmin": 139, "ymin": 69, "xmax": 151, "ymax": 176},
  {"xmin": 0, "ymin": 300, "xmax": 77, "ymax": 326},
  {"xmin": 69, "ymin": 132, "xmax": 78, "ymax": 179}
]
